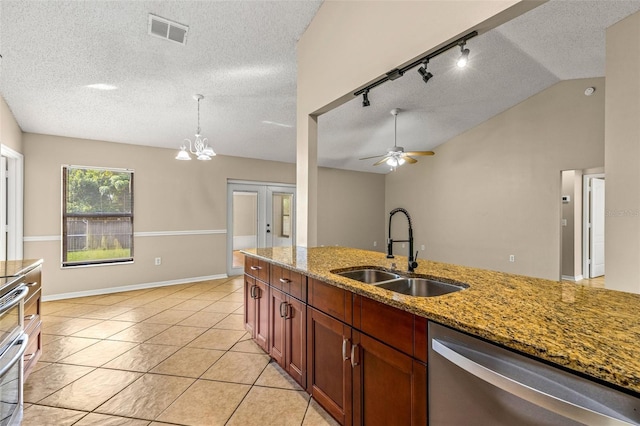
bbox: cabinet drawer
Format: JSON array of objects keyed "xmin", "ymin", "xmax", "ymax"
[
  {"xmin": 271, "ymin": 265, "xmax": 306, "ymax": 302},
  {"xmin": 23, "ymin": 322, "xmax": 42, "ymax": 380},
  {"xmin": 244, "ymin": 257, "xmax": 270, "ymax": 282},
  {"xmin": 22, "ymin": 266, "xmax": 42, "ymax": 298},
  {"xmin": 308, "ymin": 278, "xmax": 351, "ymax": 325},
  {"xmin": 24, "ymin": 288, "xmax": 41, "ymax": 333},
  {"xmin": 353, "ymin": 295, "xmax": 415, "ymax": 359}
]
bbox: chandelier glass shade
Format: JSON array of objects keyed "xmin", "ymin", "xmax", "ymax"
[{"xmin": 176, "ymin": 94, "xmax": 216, "ymax": 161}]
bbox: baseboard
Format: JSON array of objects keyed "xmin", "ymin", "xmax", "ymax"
[
  {"xmin": 42, "ymin": 274, "xmax": 229, "ymax": 302},
  {"xmin": 561, "ymin": 274, "xmax": 584, "ymax": 282}
]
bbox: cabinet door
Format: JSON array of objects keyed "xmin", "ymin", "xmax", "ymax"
[
  {"xmin": 307, "ymin": 307, "xmax": 352, "ymax": 426},
  {"xmin": 254, "ymin": 280, "xmax": 270, "ymax": 352},
  {"xmin": 244, "ymin": 275, "xmax": 257, "ymax": 337},
  {"xmin": 285, "ymin": 295, "xmax": 306, "ymax": 388},
  {"xmin": 352, "ymin": 331, "xmax": 427, "ymax": 426},
  {"xmin": 269, "ymin": 287, "xmax": 286, "ymax": 367}
]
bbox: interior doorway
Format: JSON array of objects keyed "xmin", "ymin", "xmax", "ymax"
[
  {"xmin": 226, "ymin": 181, "xmax": 295, "ymax": 276},
  {"xmin": 560, "ymin": 169, "xmax": 605, "ymax": 285},
  {"xmin": 584, "ymin": 174, "xmax": 605, "ymax": 279}
]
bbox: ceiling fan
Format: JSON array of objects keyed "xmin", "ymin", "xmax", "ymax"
[{"xmin": 359, "ymin": 108, "xmax": 435, "ymax": 167}]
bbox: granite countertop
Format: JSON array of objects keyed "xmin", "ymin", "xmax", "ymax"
[{"xmin": 243, "ymin": 246, "xmax": 640, "ymax": 395}]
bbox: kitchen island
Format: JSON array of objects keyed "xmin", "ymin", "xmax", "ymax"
[{"xmin": 243, "ymin": 246, "xmax": 640, "ymax": 397}]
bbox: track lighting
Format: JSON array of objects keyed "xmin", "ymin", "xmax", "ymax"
[
  {"xmin": 417, "ymin": 60, "xmax": 433, "ymax": 84},
  {"xmin": 456, "ymin": 42, "xmax": 470, "ymax": 68},
  {"xmin": 362, "ymin": 90, "xmax": 370, "ymax": 107},
  {"xmin": 354, "ymin": 31, "xmax": 477, "ymax": 106}
]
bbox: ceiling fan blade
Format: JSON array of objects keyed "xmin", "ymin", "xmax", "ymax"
[
  {"xmin": 373, "ymin": 156, "xmax": 390, "ymax": 166},
  {"xmin": 359, "ymin": 154, "xmax": 385, "ymax": 160},
  {"xmin": 404, "ymin": 151, "xmax": 435, "ymax": 156},
  {"xmin": 404, "ymin": 156, "xmax": 418, "ymax": 164}
]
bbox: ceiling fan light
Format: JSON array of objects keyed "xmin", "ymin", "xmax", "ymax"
[
  {"xmin": 175, "ymin": 147, "xmax": 192, "ymax": 160},
  {"xmin": 397, "ymin": 157, "xmax": 406, "ymax": 166},
  {"xmin": 386, "ymin": 157, "xmax": 398, "ymax": 167}
]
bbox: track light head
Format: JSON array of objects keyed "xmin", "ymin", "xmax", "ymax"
[
  {"xmin": 457, "ymin": 43, "xmax": 470, "ymax": 68},
  {"xmin": 417, "ymin": 65, "xmax": 433, "ymax": 84},
  {"xmin": 362, "ymin": 90, "xmax": 370, "ymax": 107}
]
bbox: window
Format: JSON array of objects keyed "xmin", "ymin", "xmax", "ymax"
[{"xmin": 62, "ymin": 166, "xmax": 134, "ymax": 267}]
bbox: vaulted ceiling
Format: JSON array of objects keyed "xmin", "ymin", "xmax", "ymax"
[{"xmin": 2, "ymin": 1, "xmax": 640, "ymax": 173}]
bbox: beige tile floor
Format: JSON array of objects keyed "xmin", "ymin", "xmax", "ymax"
[{"xmin": 24, "ymin": 276, "xmax": 339, "ymax": 426}]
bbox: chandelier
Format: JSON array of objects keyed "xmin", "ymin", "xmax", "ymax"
[{"xmin": 175, "ymin": 94, "xmax": 216, "ymax": 161}]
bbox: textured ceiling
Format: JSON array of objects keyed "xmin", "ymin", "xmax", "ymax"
[{"xmin": 2, "ymin": 1, "xmax": 640, "ymax": 174}]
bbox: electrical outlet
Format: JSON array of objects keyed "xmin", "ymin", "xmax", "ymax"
[
  {"xmin": 373, "ymin": 241, "xmax": 377, "ymax": 247},
  {"xmin": 421, "ymin": 245, "xmax": 425, "ymax": 251},
  {"xmin": 401, "ymin": 243, "xmax": 405, "ymax": 248},
  {"xmin": 155, "ymin": 257, "xmax": 162, "ymax": 266},
  {"xmin": 509, "ymin": 255, "xmax": 515, "ymax": 263}
]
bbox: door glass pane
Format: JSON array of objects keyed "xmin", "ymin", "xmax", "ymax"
[
  {"xmin": 232, "ymin": 191, "xmax": 258, "ymax": 268},
  {"xmin": 271, "ymin": 193, "xmax": 293, "ymax": 247}
]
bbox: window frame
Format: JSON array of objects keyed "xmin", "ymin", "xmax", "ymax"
[{"xmin": 61, "ymin": 165, "xmax": 134, "ymax": 268}]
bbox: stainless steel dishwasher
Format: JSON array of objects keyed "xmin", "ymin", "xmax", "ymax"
[{"xmin": 428, "ymin": 322, "xmax": 640, "ymax": 425}]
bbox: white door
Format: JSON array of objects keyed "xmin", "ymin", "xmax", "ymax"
[
  {"xmin": 226, "ymin": 182, "xmax": 295, "ymax": 276},
  {"xmin": 589, "ymin": 178, "xmax": 605, "ymax": 278}
]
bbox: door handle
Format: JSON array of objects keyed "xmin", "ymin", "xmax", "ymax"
[
  {"xmin": 351, "ymin": 343, "xmax": 360, "ymax": 367},
  {"xmin": 342, "ymin": 338, "xmax": 350, "ymax": 361}
]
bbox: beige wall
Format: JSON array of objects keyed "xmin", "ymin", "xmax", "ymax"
[
  {"xmin": 0, "ymin": 95, "xmax": 22, "ymax": 153},
  {"xmin": 605, "ymin": 12, "xmax": 640, "ymax": 293},
  {"xmin": 296, "ymin": 1, "xmax": 540, "ymax": 247},
  {"xmin": 385, "ymin": 78, "xmax": 604, "ymax": 280},
  {"xmin": 23, "ymin": 132, "xmax": 382, "ymax": 298},
  {"xmin": 23, "ymin": 133, "xmax": 296, "ymax": 297},
  {"xmin": 317, "ymin": 167, "xmax": 385, "ymax": 251}
]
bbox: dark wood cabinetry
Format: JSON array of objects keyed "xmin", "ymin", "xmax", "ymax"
[
  {"xmin": 244, "ymin": 259, "xmax": 270, "ymax": 352},
  {"xmin": 244, "ymin": 256, "xmax": 428, "ymax": 426},
  {"xmin": 22, "ymin": 264, "xmax": 42, "ymax": 379},
  {"xmin": 352, "ymin": 331, "xmax": 427, "ymax": 425},
  {"xmin": 270, "ymin": 287, "xmax": 306, "ymax": 387},
  {"xmin": 307, "ymin": 307, "xmax": 353, "ymax": 426}
]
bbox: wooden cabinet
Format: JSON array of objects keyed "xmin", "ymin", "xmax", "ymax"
[
  {"xmin": 307, "ymin": 307, "xmax": 353, "ymax": 426},
  {"xmin": 270, "ymin": 287, "xmax": 306, "ymax": 387},
  {"xmin": 352, "ymin": 331, "xmax": 427, "ymax": 426},
  {"xmin": 243, "ymin": 274, "xmax": 269, "ymax": 352},
  {"xmin": 22, "ymin": 264, "xmax": 42, "ymax": 379},
  {"xmin": 245, "ymin": 256, "xmax": 428, "ymax": 426}
]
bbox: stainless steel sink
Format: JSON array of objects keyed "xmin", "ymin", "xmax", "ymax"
[
  {"xmin": 335, "ymin": 269, "xmax": 401, "ymax": 284},
  {"xmin": 375, "ymin": 278, "xmax": 465, "ymax": 297}
]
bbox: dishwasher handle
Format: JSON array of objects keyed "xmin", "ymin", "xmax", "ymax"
[{"xmin": 432, "ymin": 339, "xmax": 635, "ymax": 426}]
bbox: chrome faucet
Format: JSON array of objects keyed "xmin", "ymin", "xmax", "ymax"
[{"xmin": 386, "ymin": 208, "xmax": 418, "ymax": 272}]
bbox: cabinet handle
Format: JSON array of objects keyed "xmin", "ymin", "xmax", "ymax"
[
  {"xmin": 249, "ymin": 285, "xmax": 255, "ymax": 298},
  {"xmin": 279, "ymin": 302, "xmax": 286, "ymax": 318},
  {"xmin": 24, "ymin": 314, "xmax": 37, "ymax": 321},
  {"xmin": 342, "ymin": 338, "xmax": 350, "ymax": 361},
  {"xmin": 250, "ymin": 266, "xmax": 261, "ymax": 271},
  {"xmin": 351, "ymin": 344, "xmax": 359, "ymax": 367},
  {"xmin": 25, "ymin": 282, "xmax": 38, "ymax": 287},
  {"xmin": 279, "ymin": 278, "xmax": 291, "ymax": 284},
  {"xmin": 24, "ymin": 353, "xmax": 36, "ymax": 362}
]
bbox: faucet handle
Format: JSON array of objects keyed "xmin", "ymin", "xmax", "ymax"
[{"xmin": 410, "ymin": 251, "xmax": 419, "ymax": 270}]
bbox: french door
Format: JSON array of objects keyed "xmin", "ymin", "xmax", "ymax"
[{"xmin": 227, "ymin": 182, "xmax": 295, "ymax": 276}]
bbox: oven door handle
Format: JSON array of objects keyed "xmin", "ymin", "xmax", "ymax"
[
  {"xmin": 0, "ymin": 285, "xmax": 29, "ymax": 314},
  {"xmin": 0, "ymin": 335, "xmax": 29, "ymax": 377}
]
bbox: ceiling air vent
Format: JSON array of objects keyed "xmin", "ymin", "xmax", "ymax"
[{"xmin": 148, "ymin": 14, "xmax": 188, "ymax": 45}]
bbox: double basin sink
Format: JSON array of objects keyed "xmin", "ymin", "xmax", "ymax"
[{"xmin": 333, "ymin": 268, "xmax": 467, "ymax": 297}]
